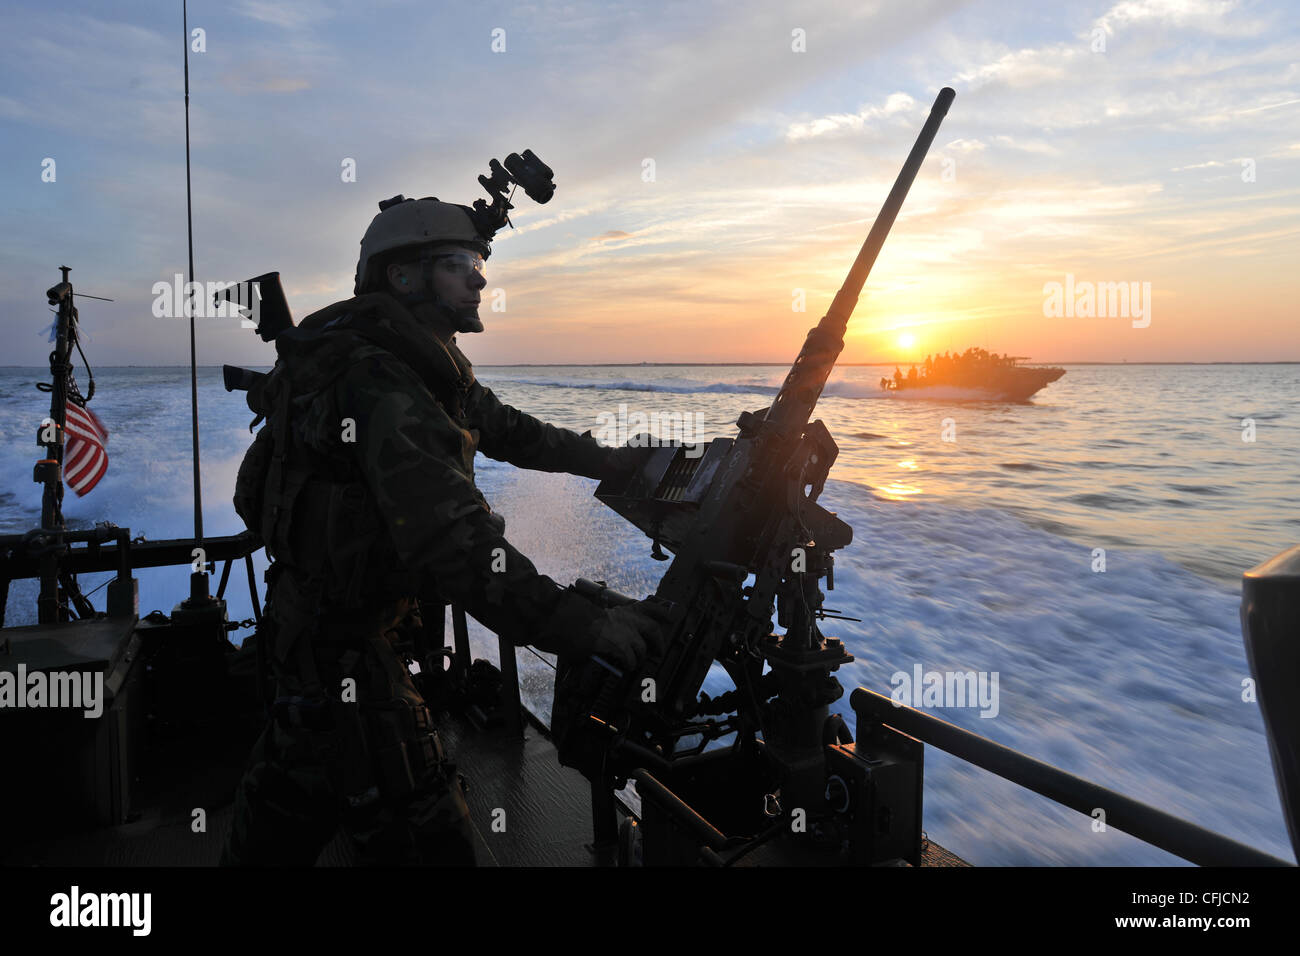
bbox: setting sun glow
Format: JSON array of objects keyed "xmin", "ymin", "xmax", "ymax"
[{"xmin": 898, "ymin": 333, "xmax": 916, "ymax": 351}]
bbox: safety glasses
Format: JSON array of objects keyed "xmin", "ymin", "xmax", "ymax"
[{"xmin": 434, "ymin": 251, "xmax": 486, "ymax": 278}]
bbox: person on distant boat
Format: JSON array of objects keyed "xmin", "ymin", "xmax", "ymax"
[
  {"xmin": 222, "ymin": 195, "xmax": 669, "ymax": 866},
  {"xmin": 907, "ymin": 364, "xmax": 917, "ymax": 384},
  {"xmin": 893, "ymin": 366, "xmax": 903, "ymax": 388}
]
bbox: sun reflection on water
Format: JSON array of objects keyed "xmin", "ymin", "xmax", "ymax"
[{"xmin": 877, "ymin": 480, "xmax": 922, "ymax": 500}]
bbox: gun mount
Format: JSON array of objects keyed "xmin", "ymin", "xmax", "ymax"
[{"xmin": 548, "ymin": 88, "xmax": 957, "ymax": 864}]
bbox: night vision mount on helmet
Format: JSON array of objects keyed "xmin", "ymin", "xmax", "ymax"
[{"xmin": 353, "ymin": 149, "xmax": 556, "ymax": 334}]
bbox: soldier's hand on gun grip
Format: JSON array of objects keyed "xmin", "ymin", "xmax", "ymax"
[
  {"xmin": 601, "ymin": 433, "xmax": 654, "ymax": 482},
  {"xmin": 585, "ymin": 599, "xmax": 672, "ymax": 674}
]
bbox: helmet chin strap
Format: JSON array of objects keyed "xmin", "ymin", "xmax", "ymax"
[{"xmin": 394, "ymin": 251, "xmax": 484, "ymax": 334}]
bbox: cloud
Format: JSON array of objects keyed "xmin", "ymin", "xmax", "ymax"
[
  {"xmin": 503, "ymin": 0, "xmax": 964, "ymax": 178},
  {"xmin": 953, "ymin": 46, "xmax": 1078, "ymax": 90},
  {"xmin": 1237, "ymin": 96, "xmax": 1300, "ymax": 114},
  {"xmin": 1094, "ymin": 0, "xmax": 1268, "ymax": 39},
  {"xmin": 0, "ymin": 12, "xmax": 179, "ymax": 144},
  {"xmin": 785, "ymin": 92, "xmax": 918, "ymax": 141},
  {"xmin": 492, "ymin": 203, "xmax": 616, "ymax": 242},
  {"xmin": 591, "ymin": 230, "xmax": 633, "ymax": 242},
  {"xmin": 234, "ymin": 0, "xmax": 335, "ymax": 31},
  {"xmin": 216, "ymin": 69, "xmax": 313, "ymax": 94},
  {"xmin": 992, "ymin": 135, "xmax": 1062, "ymax": 156}
]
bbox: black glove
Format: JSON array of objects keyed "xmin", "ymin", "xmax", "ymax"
[
  {"xmin": 601, "ymin": 434, "xmax": 654, "ymax": 483},
  {"xmin": 579, "ymin": 599, "xmax": 674, "ymax": 674}
]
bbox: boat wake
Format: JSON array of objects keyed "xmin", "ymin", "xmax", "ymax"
[
  {"xmin": 478, "ymin": 376, "xmax": 780, "ymax": 397},
  {"xmin": 480, "ymin": 376, "xmax": 1032, "ymax": 403},
  {"xmin": 846, "ymin": 383, "xmax": 1005, "ymax": 402}
]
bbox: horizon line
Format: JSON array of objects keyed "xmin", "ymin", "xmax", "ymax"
[{"xmin": 3, "ymin": 361, "xmax": 1300, "ymax": 369}]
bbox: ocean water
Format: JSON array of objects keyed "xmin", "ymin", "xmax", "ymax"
[{"xmin": 2, "ymin": 362, "xmax": 1296, "ymax": 865}]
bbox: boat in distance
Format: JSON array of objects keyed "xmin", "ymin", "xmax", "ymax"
[{"xmin": 880, "ymin": 347, "xmax": 1065, "ymax": 401}]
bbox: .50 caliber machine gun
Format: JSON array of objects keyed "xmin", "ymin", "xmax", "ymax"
[{"xmin": 551, "ymin": 88, "xmax": 957, "ymax": 866}]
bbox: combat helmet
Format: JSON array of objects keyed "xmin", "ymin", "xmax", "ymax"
[{"xmin": 354, "ymin": 195, "xmax": 492, "ymax": 333}]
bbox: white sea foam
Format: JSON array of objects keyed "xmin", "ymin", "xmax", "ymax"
[
  {"xmin": 478, "ymin": 376, "xmax": 779, "ymax": 397},
  {"xmin": 862, "ymin": 384, "xmax": 998, "ymax": 401},
  {"xmin": 811, "ymin": 480, "xmax": 1289, "ymax": 864}
]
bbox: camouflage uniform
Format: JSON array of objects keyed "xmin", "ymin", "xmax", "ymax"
[{"xmin": 221, "ymin": 292, "xmax": 615, "ymax": 866}]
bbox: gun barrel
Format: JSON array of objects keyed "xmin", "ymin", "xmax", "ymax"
[
  {"xmin": 767, "ymin": 86, "xmax": 955, "ymax": 435},
  {"xmin": 830, "ymin": 86, "xmax": 955, "ymax": 331}
]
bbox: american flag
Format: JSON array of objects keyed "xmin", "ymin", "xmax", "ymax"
[{"xmin": 63, "ymin": 401, "xmax": 109, "ymax": 496}]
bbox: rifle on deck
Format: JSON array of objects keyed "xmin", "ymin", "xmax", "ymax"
[{"xmin": 552, "ymin": 88, "xmax": 956, "ymax": 860}]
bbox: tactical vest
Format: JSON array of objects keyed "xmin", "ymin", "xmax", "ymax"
[{"xmin": 233, "ymin": 295, "xmax": 474, "ymax": 610}]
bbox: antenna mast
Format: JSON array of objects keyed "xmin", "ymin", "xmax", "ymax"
[{"xmin": 182, "ymin": 0, "xmax": 212, "ymax": 607}]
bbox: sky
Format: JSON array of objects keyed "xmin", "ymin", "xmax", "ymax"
[{"xmin": 1, "ymin": 0, "xmax": 1297, "ymax": 366}]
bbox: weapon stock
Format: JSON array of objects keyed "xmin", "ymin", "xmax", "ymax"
[
  {"xmin": 555, "ymin": 90, "xmax": 957, "ymax": 812},
  {"xmin": 216, "ymin": 271, "xmax": 294, "ymax": 343},
  {"xmin": 222, "ymin": 365, "xmax": 265, "ymax": 393}
]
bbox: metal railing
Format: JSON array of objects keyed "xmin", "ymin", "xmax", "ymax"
[{"xmin": 852, "ymin": 687, "xmax": 1292, "ymax": 867}]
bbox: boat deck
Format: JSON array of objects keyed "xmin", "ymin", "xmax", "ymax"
[
  {"xmin": 2, "ymin": 707, "xmax": 967, "ymax": 866},
  {"xmin": 1, "ymin": 616, "xmax": 966, "ymax": 867}
]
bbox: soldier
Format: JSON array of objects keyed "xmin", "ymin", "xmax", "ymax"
[{"xmin": 221, "ymin": 195, "xmax": 668, "ymax": 865}]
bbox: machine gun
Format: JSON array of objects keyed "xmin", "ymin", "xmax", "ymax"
[{"xmin": 551, "ymin": 88, "xmax": 956, "ymax": 865}]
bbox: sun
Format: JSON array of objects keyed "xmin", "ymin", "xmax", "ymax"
[{"xmin": 898, "ymin": 332, "xmax": 916, "ymax": 350}]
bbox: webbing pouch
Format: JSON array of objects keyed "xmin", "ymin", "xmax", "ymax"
[{"xmin": 363, "ymin": 697, "xmax": 448, "ymax": 799}]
